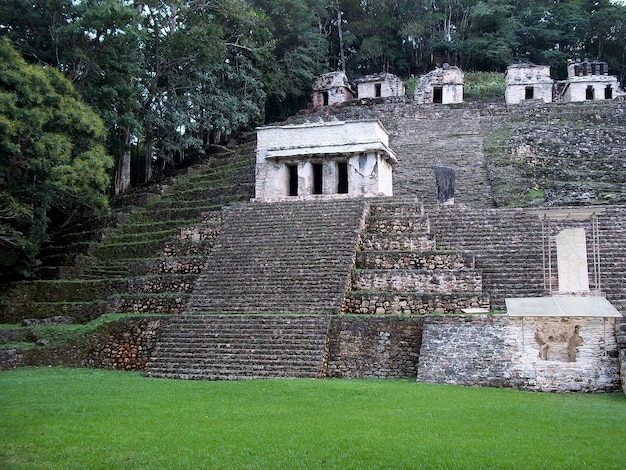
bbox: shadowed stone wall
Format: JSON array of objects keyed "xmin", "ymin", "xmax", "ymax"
[{"xmin": 326, "ymin": 316, "xmax": 423, "ymax": 378}]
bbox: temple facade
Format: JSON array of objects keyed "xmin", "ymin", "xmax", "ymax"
[
  {"xmin": 562, "ymin": 60, "xmax": 622, "ymax": 102},
  {"xmin": 254, "ymin": 120, "xmax": 397, "ymax": 201},
  {"xmin": 311, "ymin": 72, "xmax": 355, "ymax": 109},
  {"xmin": 505, "ymin": 64, "xmax": 554, "ymax": 104},
  {"xmin": 414, "ymin": 65, "xmax": 464, "ymax": 104},
  {"xmin": 355, "ymin": 73, "xmax": 405, "ymax": 99}
]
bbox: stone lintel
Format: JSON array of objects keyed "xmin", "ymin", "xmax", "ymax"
[
  {"xmin": 264, "ymin": 142, "xmax": 397, "ymax": 163},
  {"xmin": 506, "ymin": 296, "xmax": 622, "ymax": 318},
  {"xmin": 526, "ymin": 207, "xmax": 606, "ymax": 220}
]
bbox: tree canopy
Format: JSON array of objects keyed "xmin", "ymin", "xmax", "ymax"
[
  {"xmin": 1, "ymin": 0, "xmax": 624, "ymax": 193},
  {"xmin": 0, "ymin": 38, "xmax": 112, "ymax": 277}
]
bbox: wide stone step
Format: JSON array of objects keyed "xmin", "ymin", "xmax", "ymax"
[
  {"xmin": 126, "ymin": 274, "xmax": 198, "ymax": 294},
  {"xmin": 366, "ymin": 216, "xmax": 430, "ymax": 234},
  {"xmin": 106, "ymin": 293, "xmax": 190, "ymax": 314},
  {"xmin": 360, "ymin": 233, "xmax": 436, "ymax": 251},
  {"xmin": 356, "ymin": 250, "xmax": 474, "ymax": 270},
  {"xmin": 351, "ymin": 269, "xmax": 483, "ymax": 293},
  {"xmin": 0, "ymin": 301, "xmax": 106, "ymax": 324},
  {"xmin": 346, "ymin": 291, "xmax": 490, "ymax": 314}
]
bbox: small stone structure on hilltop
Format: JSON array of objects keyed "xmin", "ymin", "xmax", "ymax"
[
  {"xmin": 254, "ymin": 120, "xmax": 396, "ymax": 201},
  {"xmin": 354, "ymin": 73, "xmax": 405, "ymax": 99},
  {"xmin": 311, "ymin": 71, "xmax": 355, "ymax": 109},
  {"xmin": 505, "ymin": 64, "xmax": 554, "ymax": 104},
  {"xmin": 414, "ymin": 64, "xmax": 464, "ymax": 104},
  {"xmin": 561, "ymin": 59, "xmax": 623, "ymax": 102}
]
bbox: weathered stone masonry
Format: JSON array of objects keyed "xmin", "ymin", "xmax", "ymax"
[{"xmin": 417, "ymin": 315, "xmax": 620, "ymax": 392}]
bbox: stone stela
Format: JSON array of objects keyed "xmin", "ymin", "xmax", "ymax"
[
  {"xmin": 435, "ymin": 166, "xmax": 455, "ymax": 205},
  {"xmin": 555, "ymin": 227, "xmax": 589, "ymax": 294},
  {"xmin": 506, "ymin": 207, "xmax": 621, "ymax": 372}
]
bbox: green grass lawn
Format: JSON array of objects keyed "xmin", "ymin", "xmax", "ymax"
[{"xmin": 1, "ymin": 368, "xmax": 625, "ymax": 469}]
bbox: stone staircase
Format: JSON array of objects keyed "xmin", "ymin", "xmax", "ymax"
[
  {"xmin": 184, "ymin": 199, "xmax": 367, "ymax": 315},
  {"xmin": 145, "ymin": 315, "xmax": 330, "ymax": 380},
  {"xmin": 0, "ymin": 144, "xmax": 255, "ymax": 325},
  {"xmin": 346, "ymin": 198, "xmax": 490, "ymax": 314},
  {"xmin": 143, "ymin": 198, "xmax": 367, "ymax": 380}
]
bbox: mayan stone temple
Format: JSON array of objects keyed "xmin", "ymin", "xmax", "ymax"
[
  {"xmin": 1, "ymin": 62, "xmax": 625, "ymax": 396},
  {"xmin": 254, "ymin": 120, "xmax": 396, "ymax": 201}
]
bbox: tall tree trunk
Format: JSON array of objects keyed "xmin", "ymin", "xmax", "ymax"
[
  {"xmin": 113, "ymin": 126, "xmax": 132, "ymax": 195},
  {"xmin": 144, "ymin": 127, "xmax": 154, "ymax": 183},
  {"xmin": 337, "ymin": 8, "xmax": 346, "ymax": 72}
]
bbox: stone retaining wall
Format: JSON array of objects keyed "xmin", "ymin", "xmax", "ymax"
[
  {"xmin": 352, "ymin": 269, "xmax": 482, "ymax": 293},
  {"xmin": 326, "ymin": 316, "xmax": 423, "ymax": 378},
  {"xmin": 356, "ymin": 251, "xmax": 473, "ymax": 270},
  {"xmin": 20, "ymin": 317, "xmax": 172, "ymax": 370}
]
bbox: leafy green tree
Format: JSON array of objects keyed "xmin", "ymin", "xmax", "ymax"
[
  {"xmin": 0, "ymin": 39, "xmax": 112, "ymax": 277},
  {"xmin": 252, "ymin": 0, "xmax": 329, "ymax": 120}
]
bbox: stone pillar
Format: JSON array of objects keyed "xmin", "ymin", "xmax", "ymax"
[
  {"xmin": 436, "ymin": 166, "xmax": 455, "ymax": 205},
  {"xmin": 555, "ymin": 228, "xmax": 590, "ymax": 293}
]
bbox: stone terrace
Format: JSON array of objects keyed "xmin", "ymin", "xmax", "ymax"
[{"xmin": 347, "ymin": 199, "xmax": 490, "ymax": 314}]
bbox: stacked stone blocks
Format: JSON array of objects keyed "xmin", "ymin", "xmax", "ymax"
[{"xmin": 346, "ymin": 200, "xmax": 490, "ymax": 315}]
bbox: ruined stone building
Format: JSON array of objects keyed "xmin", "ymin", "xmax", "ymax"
[
  {"xmin": 311, "ymin": 71, "xmax": 355, "ymax": 109},
  {"xmin": 561, "ymin": 60, "xmax": 622, "ymax": 102},
  {"xmin": 414, "ymin": 65, "xmax": 464, "ymax": 104},
  {"xmin": 505, "ymin": 64, "xmax": 554, "ymax": 104},
  {"xmin": 354, "ymin": 73, "xmax": 405, "ymax": 99},
  {"xmin": 254, "ymin": 120, "xmax": 396, "ymax": 201}
]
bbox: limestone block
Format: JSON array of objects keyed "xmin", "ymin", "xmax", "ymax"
[{"xmin": 555, "ymin": 228, "xmax": 590, "ymax": 293}]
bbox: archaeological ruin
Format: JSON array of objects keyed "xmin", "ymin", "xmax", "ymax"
[
  {"xmin": 311, "ymin": 71, "xmax": 354, "ymax": 109},
  {"xmin": 414, "ymin": 65, "xmax": 464, "ymax": 104},
  {"xmin": 562, "ymin": 59, "xmax": 622, "ymax": 102},
  {"xmin": 1, "ymin": 66, "xmax": 625, "ymax": 396},
  {"xmin": 354, "ymin": 73, "xmax": 405, "ymax": 99},
  {"xmin": 505, "ymin": 64, "xmax": 554, "ymax": 104},
  {"xmin": 254, "ymin": 120, "xmax": 396, "ymax": 201}
]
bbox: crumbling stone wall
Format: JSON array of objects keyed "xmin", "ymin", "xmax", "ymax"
[
  {"xmin": 84, "ymin": 317, "xmax": 167, "ymax": 370},
  {"xmin": 22, "ymin": 317, "xmax": 172, "ymax": 371},
  {"xmin": 618, "ymin": 320, "xmax": 626, "ymax": 396},
  {"xmin": 326, "ymin": 316, "xmax": 422, "ymax": 378}
]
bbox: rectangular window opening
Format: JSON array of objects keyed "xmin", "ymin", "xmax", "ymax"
[
  {"xmin": 288, "ymin": 164, "xmax": 298, "ymax": 196},
  {"xmin": 525, "ymin": 86, "xmax": 534, "ymax": 100},
  {"xmin": 322, "ymin": 91, "xmax": 329, "ymax": 106},
  {"xmin": 313, "ymin": 163, "xmax": 323, "ymax": 195},
  {"xmin": 605, "ymin": 85, "xmax": 613, "ymax": 100},
  {"xmin": 375, "ymin": 83, "xmax": 382, "ymax": 97},
  {"xmin": 586, "ymin": 85, "xmax": 594, "ymax": 100},
  {"xmin": 337, "ymin": 161, "xmax": 349, "ymax": 194},
  {"xmin": 433, "ymin": 87, "xmax": 443, "ymax": 104}
]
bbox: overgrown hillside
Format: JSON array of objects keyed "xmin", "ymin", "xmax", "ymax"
[{"xmin": 481, "ymin": 102, "xmax": 626, "ymax": 207}]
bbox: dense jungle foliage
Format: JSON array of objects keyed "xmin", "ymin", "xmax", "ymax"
[{"xmin": 1, "ymin": 0, "xmax": 625, "ymax": 278}]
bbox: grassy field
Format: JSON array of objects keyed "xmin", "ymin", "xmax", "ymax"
[{"xmin": 1, "ymin": 368, "xmax": 625, "ymax": 469}]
